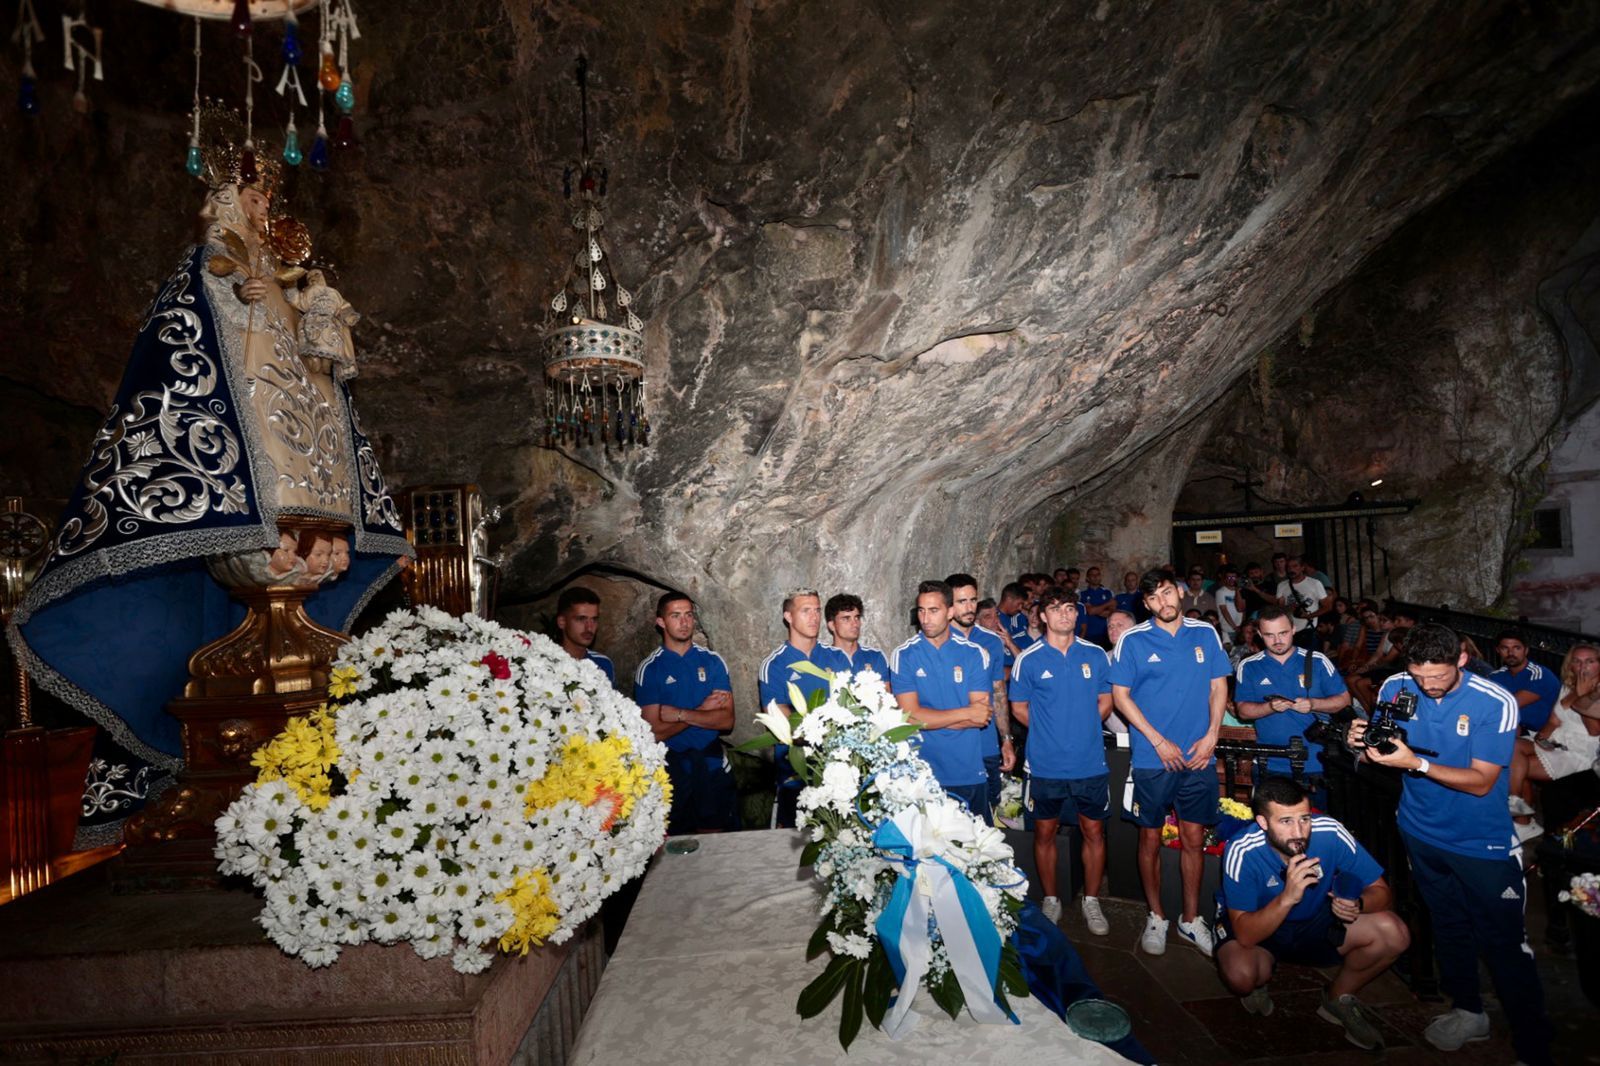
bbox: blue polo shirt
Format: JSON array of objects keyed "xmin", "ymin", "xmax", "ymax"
[
  {"xmin": 1488, "ymin": 662, "xmax": 1562, "ymax": 732},
  {"xmin": 1222, "ymin": 816, "xmax": 1383, "ymax": 923},
  {"xmin": 999, "ymin": 611, "xmax": 1033, "ymax": 666},
  {"xmin": 758, "ymin": 641, "xmax": 846, "ymax": 713},
  {"xmin": 1109, "ymin": 619, "xmax": 1230, "ymax": 770},
  {"xmin": 1113, "ymin": 590, "xmax": 1143, "ymax": 622},
  {"xmin": 1078, "ymin": 585, "xmax": 1114, "ymax": 641},
  {"xmin": 955, "ymin": 624, "xmax": 1008, "ymax": 758},
  {"xmin": 1010, "ymin": 637, "xmax": 1110, "ymax": 779},
  {"xmin": 586, "ymin": 650, "xmax": 616, "ymax": 686},
  {"xmin": 1235, "ymin": 649, "xmax": 1347, "ymax": 773},
  {"xmin": 634, "ymin": 644, "xmax": 732, "ymax": 753},
  {"xmin": 832, "ymin": 643, "xmax": 890, "ymax": 680},
  {"xmin": 890, "ymin": 631, "xmax": 990, "ymax": 787},
  {"xmin": 1378, "ymin": 671, "xmax": 1519, "ymax": 859}
]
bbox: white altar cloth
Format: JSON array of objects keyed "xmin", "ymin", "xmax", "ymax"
[{"xmin": 568, "ymin": 829, "xmax": 1129, "ymax": 1065}]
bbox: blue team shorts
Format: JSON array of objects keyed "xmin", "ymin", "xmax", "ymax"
[
  {"xmin": 1213, "ymin": 892, "xmax": 1344, "ymax": 967},
  {"xmin": 1123, "ymin": 766, "xmax": 1218, "ymax": 828},
  {"xmin": 665, "ymin": 743, "xmax": 739, "ymax": 835},
  {"xmin": 1027, "ymin": 774, "xmax": 1111, "ymax": 823},
  {"xmin": 943, "ymin": 782, "xmax": 991, "ymax": 823}
]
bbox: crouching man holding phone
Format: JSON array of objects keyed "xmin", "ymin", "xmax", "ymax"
[{"xmin": 1214, "ymin": 777, "xmax": 1410, "ymax": 1049}]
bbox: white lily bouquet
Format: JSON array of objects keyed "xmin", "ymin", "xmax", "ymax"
[
  {"xmin": 215, "ymin": 606, "xmax": 670, "ymax": 974},
  {"xmin": 742, "ymin": 664, "xmax": 1030, "ymax": 1050}
]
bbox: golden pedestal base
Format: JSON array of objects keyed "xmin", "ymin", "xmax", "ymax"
[{"xmin": 116, "ymin": 581, "xmax": 347, "ymax": 892}]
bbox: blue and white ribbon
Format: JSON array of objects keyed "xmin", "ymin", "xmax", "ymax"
[{"xmin": 872, "ymin": 807, "xmax": 1016, "ymax": 1039}]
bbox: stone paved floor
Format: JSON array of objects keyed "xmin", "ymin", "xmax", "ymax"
[{"xmin": 1053, "ymin": 865, "xmax": 1598, "ymax": 1065}]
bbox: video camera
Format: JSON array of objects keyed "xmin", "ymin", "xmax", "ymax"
[{"xmin": 1309, "ymin": 690, "xmax": 1434, "ymax": 757}]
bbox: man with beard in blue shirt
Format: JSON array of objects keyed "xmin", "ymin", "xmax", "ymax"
[
  {"xmin": 1234, "ymin": 607, "xmax": 1351, "ymax": 782},
  {"xmin": 948, "ymin": 573, "xmax": 1015, "ymax": 818},
  {"xmin": 823, "ymin": 593, "xmax": 890, "ymax": 682},
  {"xmin": 1489, "ymin": 628, "xmax": 1562, "ymax": 733},
  {"xmin": 1110, "ymin": 569, "xmax": 1231, "ymax": 958},
  {"xmin": 890, "ymin": 580, "xmax": 994, "ymax": 817},
  {"xmin": 1353, "ymin": 623, "xmax": 1552, "ymax": 1066}
]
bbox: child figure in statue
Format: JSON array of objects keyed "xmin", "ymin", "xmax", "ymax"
[{"xmin": 8, "ymin": 119, "xmax": 413, "ymax": 843}]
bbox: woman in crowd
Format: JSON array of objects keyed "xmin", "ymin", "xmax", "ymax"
[{"xmin": 1507, "ymin": 643, "xmax": 1600, "ymax": 842}]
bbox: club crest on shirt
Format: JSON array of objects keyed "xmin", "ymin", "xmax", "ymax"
[
  {"xmin": 1082, "ymin": 663, "xmax": 1093, "ymax": 679},
  {"xmin": 698, "ymin": 667, "xmax": 706, "ymax": 683},
  {"xmin": 1457, "ymin": 714, "xmax": 1470, "ymax": 736},
  {"xmin": 1194, "ymin": 646, "xmax": 1205, "ymax": 663},
  {"xmin": 953, "ymin": 666, "xmax": 964, "ymax": 684}
]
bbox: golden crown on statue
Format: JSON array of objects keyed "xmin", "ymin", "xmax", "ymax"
[{"xmin": 191, "ymin": 102, "xmax": 284, "ymax": 202}]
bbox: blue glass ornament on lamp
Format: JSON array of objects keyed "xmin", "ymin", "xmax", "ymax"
[
  {"xmin": 282, "ymin": 125, "xmax": 303, "ymax": 166},
  {"xmin": 185, "ymin": 142, "xmax": 204, "ymax": 176},
  {"xmin": 309, "ymin": 124, "xmax": 330, "ymax": 171},
  {"xmin": 334, "ymin": 74, "xmax": 355, "ymax": 114},
  {"xmin": 282, "ymin": 20, "xmax": 302, "ymax": 66},
  {"xmin": 19, "ymin": 74, "xmax": 40, "ymax": 115}
]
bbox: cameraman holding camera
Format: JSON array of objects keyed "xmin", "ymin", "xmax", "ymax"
[{"xmin": 1351, "ymin": 622, "xmax": 1551, "ymax": 1065}]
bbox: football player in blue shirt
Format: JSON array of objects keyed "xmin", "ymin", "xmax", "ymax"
[
  {"xmin": 635, "ymin": 592, "xmax": 737, "ymax": 836},
  {"xmin": 890, "ymin": 580, "xmax": 994, "ymax": 817},
  {"xmin": 1113, "ymin": 569, "xmax": 1146, "ymax": 623},
  {"xmin": 1077, "ymin": 565, "xmax": 1116, "ymax": 648},
  {"xmin": 823, "ymin": 592, "xmax": 890, "ymax": 684},
  {"xmin": 1110, "ymin": 569, "xmax": 1231, "ymax": 958},
  {"xmin": 996, "ymin": 581, "xmax": 1033, "ymax": 670},
  {"xmin": 1234, "ymin": 607, "xmax": 1351, "ymax": 779},
  {"xmin": 1489, "ymin": 628, "xmax": 1562, "ymax": 733},
  {"xmin": 758, "ymin": 588, "xmax": 847, "ymax": 829},
  {"xmin": 1215, "ymin": 777, "xmax": 1408, "ymax": 1049},
  {"xmin": 554, "ymin": 586, "xmax": 616, "ymax": 686},
  {"xmin": 948, "ymin": 573, "xmax": 1016, "ymax": 817},
  {"xmin": 1353, "ymin": 623, "xmax": 1552, "ymax": 1065},
  {"xmin": 1009, "ymin": 587, "xmax": 1113, "ymax": 933}
]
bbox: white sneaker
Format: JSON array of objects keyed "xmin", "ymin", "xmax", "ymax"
[
  {"xmin": 1140, "ymin": 912, "xmax": 1169, "ymax": 955},
  {"xmin": 1041, "ymin": 896, "xmax": 1062, "ymax": 923},
  {"xmin": 1423, "ymin": 1007, "xmax": 1490, "ymax": 1051},
  {"xmin": 1508, "ymin": 795, "xmax": 1535, "ymax": 816},
  {"xmin": 1514, "ymin": 819, "xmax": 1544, "ymax": 843},
  {"xmin": 1176, "ymin": 916, "xmax": 1215, "ymax": 957},
  {"xmin": 1081, "ymin": 895, "xmax": 1110, "ymax": 936}
]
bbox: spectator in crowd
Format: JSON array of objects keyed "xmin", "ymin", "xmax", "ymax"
[
  {"xmin": 554, "ymin": 586, "xmax": 616, "ymax": 686},
  {"xmin": 890, "ymin": 580, "xmax": 994, "ymax": 817},
  {"xmin": 1108, "ymin": 608, "xmax": 1138, "ymax": 650},
  {"xmin": 1181, "ymin": 567, "xmax": 1216, "ymax": 615},
  {"xmin": 1490, "ymin": 629, "xmax": 1563, "ymax": 733},
  {"xmin": 1238, "ymin": 561, "xmax": 1277, "ymax": 620},
  {"xmin": 1506, "ymin": 642, "xmax": 1600, "ymax": 842},
  {"xmin": 1278, "ymin": 556, "xmax": 1333, "ymax": 649},
  {"xmin": 1330, "ymin": 597, "xmax": 1362, "ymax": 656},
  {"xmin": 1115, "ymin": 569, "xmax": 1147, "ymax": 623},
  {"xmin": 997, "ymin": 581, "xmax": 1033, "ymax": 668},
  {"xmin": 1078, "ymin": 565, "xmax": 1116, "ymax": 648},
  {"xmin": 1229, "ymin": 619, "xmax": 1263, "ymax": 671},
  {"xmin": 1215, "ymin": 566, "xmax": 1243, "ymax": 649},
  {"xmin": 1010, "ymin": 587, "xmax": 1113, "ymax": 932},
  {"xmin": 635, "ymin": 593, "xmax": 737, "ymax": 836},
  {"xmin": 1061, "ymin": 567, "xmax": 1082, "ymax": 601},
  {"xmin": 1270, "ymin": 553, "xmax": 1290, "ymax": 587},
  {"xmin": 1460, "ymin": 635, "xmax": 1495, "ymax": 678},
  {"xmin": 1110, "ymin": 569, "xmax": 1231, "ymax": 958},
  {"xmin": 1215, "ymin": 777, "xmax": 1409, "ymax": 1049},
  {"xmin": 1353, "ymin": 623, "xmax": 1552, "ymax": 1066}
]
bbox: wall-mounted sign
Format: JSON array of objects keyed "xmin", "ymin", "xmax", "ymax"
[
  {"xmin": 1274, "ymin": 523, "xmax": 1304, "ymax": 538},
  {"xmin": 1194, "ymin": 530, "xmax": 1222, "ymax": 544}
]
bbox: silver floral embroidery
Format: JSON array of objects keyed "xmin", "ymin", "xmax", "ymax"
[
  {"xmin": 54, "ymin": 253, "xmax": 249, "ymax": 559},
  {"xmin": 82, "ymin": 758, "xmax": 151, "ymax": 817},
  {"xmin": 351, "ymin": 404, "xmax": 403, "ymax": 533},
  {"xmin": 250, "ymin": 311, "xmax": 354, "ymax": 510}
]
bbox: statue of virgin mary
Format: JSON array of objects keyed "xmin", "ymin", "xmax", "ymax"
[{"xmin": 6, "ymin": 136, "xmax": 412, "ymax": 845}]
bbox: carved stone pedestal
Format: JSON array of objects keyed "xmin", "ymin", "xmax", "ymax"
[{"xmin": 115, "ymin": 576, "xmax": 348, "ymax": 893}]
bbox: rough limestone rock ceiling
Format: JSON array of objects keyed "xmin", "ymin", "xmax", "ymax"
[
  {"xmin": 1181, "ymin": 99, "xmax": 1600, "ymax": 612},
  {"xmin": 4, "ymin": 2, "xmax": 1600, "ymax": 696}
]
